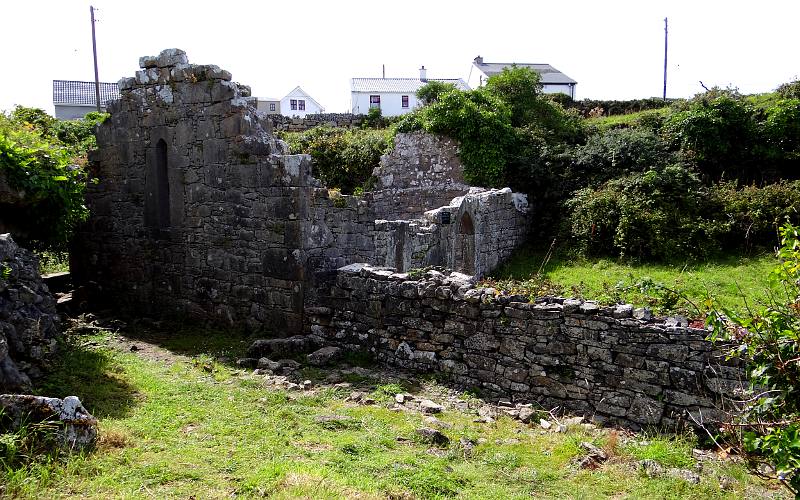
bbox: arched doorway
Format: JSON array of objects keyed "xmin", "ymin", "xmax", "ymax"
[{"xmin": 454, "ymin": 212, "xmax": 475, "ymax": 275}]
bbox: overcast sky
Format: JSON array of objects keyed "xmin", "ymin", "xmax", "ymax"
[{"xmin": 2, "ymin": 0, "xmax": 798, "ymax": 115}]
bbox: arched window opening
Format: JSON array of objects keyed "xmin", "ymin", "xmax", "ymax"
[
  {"xmin": 455, "ymin": 212, "xmax": 475, "ymax": 275},
  {"xmin": 155, "ymin": 139, "xmax": 170, "ymax": 229}
]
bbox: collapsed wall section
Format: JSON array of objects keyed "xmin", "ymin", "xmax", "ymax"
[{"xmin": 307, "ymin": 264, "xmax": 744, "ymax": 429}]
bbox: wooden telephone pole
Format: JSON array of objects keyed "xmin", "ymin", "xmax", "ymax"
[
  {"xmin": 663, "ymin": 17, "xmax": 668, "ymax": 101},
  {"xmin": 91, "ymin": 6, "xmax": 101, "ymax": 112}
]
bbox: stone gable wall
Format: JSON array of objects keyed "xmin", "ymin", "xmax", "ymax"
[
  {"xmin": 73, "ymin": 49, "xmax": 531, "ymax": 334},
  {"xmin": 307, "ymin": 264, "xmax": 744, "ymax": 429},
  {"xmin": 369, "ymin": 132, "xmax": 471, "ymax": 221}
]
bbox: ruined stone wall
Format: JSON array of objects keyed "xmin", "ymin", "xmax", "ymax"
[
  {"xmin": 369, "ymin": 132, "xmax": 471, "ymax": 221},
  {"xmin": 73, "ymin": 49, "xmax": 319, "ymax": 333},
  {"xmin": 372, "ymin": 188, "xmax": 529, "ymax": 277},
  {"xmin": 0, "ymin": 234, "xmax": 60, "ymax": 391},
  {"xmin": 270, "ymin": 113, "xmax": 363, "ymax": 132},
  {"xmin": 74, "ymin": 49, "xmax": 532, "ymax": 334},
  {"xmin": 307, "ymin": 264, "xmax": 744, "ymax": 429}
]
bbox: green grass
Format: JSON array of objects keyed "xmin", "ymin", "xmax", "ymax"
[
  {"xmin": 0, "ymin": 329, "xmax": 786, "ymax": 498},
  {"xmin": 34, "ymin": 251, "xmax": 70, "ymax": 275},
  {"xmin": 585, "ymin": 107, "xmax": 670, "ymax": 132},
  {"xmin": 487, "ymin": 248, "xmax": 780, "ymax": 317}
]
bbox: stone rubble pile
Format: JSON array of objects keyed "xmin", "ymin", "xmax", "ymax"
[{"xmin": 0, "ymin": 234, "xmax": 61, "ymax": 392}]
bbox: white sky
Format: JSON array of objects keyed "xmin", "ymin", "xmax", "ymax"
[{"xmin": 1, "ymin": 0, "xmax": 798, "ymax": 115}]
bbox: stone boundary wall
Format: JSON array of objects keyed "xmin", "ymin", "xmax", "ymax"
[
  {"xmin": 307, "ymin": 264, "xmax": 744, "ymax": 429},
  {"xmin": 270, "ymin": 113, "xmax": 364, "ymax": 132}
]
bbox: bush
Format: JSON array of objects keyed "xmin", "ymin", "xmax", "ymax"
[
  {"xmin": 281, "ymin": 126, "xmax": 393, "ymax": 193},
  {"xmin": 777, "ymin": 80, "xmax": 800, "ymax": 99},
  {"xmin": 0, "ymin": 111, "xmax": 92, "ymax": 252},
  {"xmin": 713, "ymin": 180, "xmax": 800, "ymax": 248},
  {"xmin": 663, "ymin": 90, "xmax": 759, "ymax": 181},
  {"xmin": 416, "ymin": 81, "xmax": 457, "ymax": 106},
  {"xmin": 565, "ymin": 166, "xmax": 723, "ymax": 260},
  {"xmin": 567, "ymin": 128, "xmax": 675, "ymax": 187},
  {"xmin": 417, "ymin": 88, "xmax": 513, "ymax": 186}
]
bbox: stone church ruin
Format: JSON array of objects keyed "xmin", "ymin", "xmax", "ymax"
[
  {"xmin": 72, "ymin": 49, "xmax": 530, "ymax": 334},
  {"xmin": 71, "ymin": 49, "xmax": 744, "ymax": 428}
]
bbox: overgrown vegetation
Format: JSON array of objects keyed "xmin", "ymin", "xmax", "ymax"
[
  {"xmin": 0, "ymin": 107, "xmax": 106, "ymax": 252},
  {"xmin": 707, "ymin": 223, "xmax": 800, "ymax": 495},
  {"xmin": 280, "ymin": 126, "xmax": 393, "ymax": 194}
]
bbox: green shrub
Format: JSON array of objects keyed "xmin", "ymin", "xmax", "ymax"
[
  {"xmin": 281, "ymin": 126, "xmax": 393, "ymax": 193},
  {"xmin": 713, "ymin": 180, "xmax": 800, "ymax": 248},
  {"xmin": 567, "ymin": 128, "xmax": 674, "ymax": 187},
  {"xmin": 565, "ymin": 166, "xmax": 723, "ymax": 260},
  {"xmin": 418, "ymin": 88, "xmax": 513, "ymax": 186},
  {"xmin": 708, "ymin": 222, "xmax": 800, "ymax": 495},
  {"xmin": 663, "ymin": 90, "xmax": 759, "ymax": 181},
  {"xmin": 776, "ymin": 80, "xmax": 800, "ymax": 99},
  {"xmin": 0, "ymin": 112, "xmax": 91, "ymax": 251},
  {"xmin": 416, "ymin": 81, "xmax": 457, "ymax": 106}
]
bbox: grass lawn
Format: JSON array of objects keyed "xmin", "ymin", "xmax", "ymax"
[
  {"xmin": 0, "ymin": 327, "xmax": 786, "ymax": 498},
  {"xmin": 486, "ymin": 248, "xmax": 780, "ymax": 317}
]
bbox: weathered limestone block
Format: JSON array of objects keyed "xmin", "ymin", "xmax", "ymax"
[{"xmin": 0, "ymin": 394, "xmax": 98, "ymax": 450}]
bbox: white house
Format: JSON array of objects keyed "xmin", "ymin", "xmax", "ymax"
[
  {"xmin": 279, "ymin": 86, "xmax": 324, "ymax": 117},
  {"xmin": 468, "ymin": 56, "xmax": 577, "ymax": 99},
  {"xmin": 351, "ymin": 67, "xmax": 470, "ymax": 117}
]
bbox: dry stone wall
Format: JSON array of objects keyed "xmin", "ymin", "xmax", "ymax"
[
  {"xmin": 307, "ymin": 264, "xmax": 744, "ymax": 429},
  {"xmin": 270, "ymin": 113, "xmax": 363, "ymax": 132}
]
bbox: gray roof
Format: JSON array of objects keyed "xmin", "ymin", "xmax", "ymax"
[
  {"xmin": 351, "ymin": 78, "xmax": 470, "ymax": 93},
  {"xmin": 53, "ymin": 80, "xmax": 120, "ymax": 106},
  {"xmin": 474, "ymin": 62, "xmax": 577, "ymax": 85}
]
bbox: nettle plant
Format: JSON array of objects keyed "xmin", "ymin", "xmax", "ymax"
[{"xmin": 708, "ymin": 222, "xmax": 800, "ymax": 494}]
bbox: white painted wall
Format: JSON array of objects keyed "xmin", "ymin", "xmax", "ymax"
[
  {"xmin": 54, "ymin": 104, "xmax": 103, "ymax": 120},
  {"xmin": 280, "ymin": 88, "xmax": 323, "ymax": 118},
  {"xmin": 351, "ymin": 91, "xmax": 419, "ymax": 117}
]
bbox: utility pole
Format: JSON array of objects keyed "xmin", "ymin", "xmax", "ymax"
[
  {"xmin": 90, "ymin": 6, "xmax": 101, "ymax": 112},
  {"xmin": 663, "ymin": 17, "xmax": 668, "ymax": 101}
]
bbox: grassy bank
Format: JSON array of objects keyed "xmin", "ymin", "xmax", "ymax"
[
  {"xmin": 0, "ymin": 327, "xmax": 785, "ymax": 498},
  {"xmin": 486, "ymin": 249, "xmax": 778, "ymax": 317}
]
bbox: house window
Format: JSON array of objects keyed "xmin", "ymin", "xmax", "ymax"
[
  {"xmin": 269, "ymin": 103, "xmax": 276, "ymax": 112},
  {"xmin": 290, "ymin": 99, "xmax": 297, "ymax": 110},
  {"xmin": 298, "ymin": 99, "xmax": 305, "ymax": 111},
  {"xmin": 369, "ymin": 95, "xmax": 380, "ymax": 109},
  {"xmin": 402, "ymin": 95, "xmax": 409, "ymax": 108}
]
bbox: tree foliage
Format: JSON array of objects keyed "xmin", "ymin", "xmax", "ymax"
[
  {"xmin": 0, "ymin": 107, "xmax": 105, "ymax": 251},
  {"xmin": 281, "ymin": 126, "xmax": 393, "ymax": 193}
]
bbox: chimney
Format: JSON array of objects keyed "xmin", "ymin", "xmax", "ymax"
[
  {"xmin": 474, "ymin": 55, "xmax": 483, "ymax": 65},
  {"xmin": 419, "ymin": 65, "xmax": 427, "ymax": 82}
]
